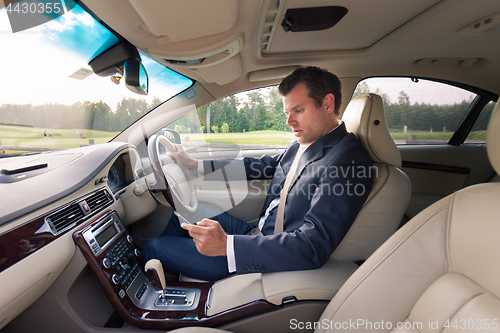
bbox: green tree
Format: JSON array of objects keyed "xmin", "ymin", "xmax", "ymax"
[
  {"xmin": 398, "ymin": 91, "xmax": 410, "ymax": 128},
  {"xmin": 87, "ymin": 100, "xmax": 112, "ymax": 131},
  {"xmin": 353, "ymin": 81, "xmax": 370, "ymax": 98},
  {"xmin": 148, "ymin": 96, "xmax": 163, "ymax": 111}
]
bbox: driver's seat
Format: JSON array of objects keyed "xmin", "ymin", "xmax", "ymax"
[
  {"xmin": 173, "ymin": 99, "xmax": 500, "ymax": 332},
  {"xmin": 332, "ymin": 93, "xmax": 411, "ymax": 262},
  {"xmin": 179, "ymin": 93, "xmax": 411, "ymax": 283}
]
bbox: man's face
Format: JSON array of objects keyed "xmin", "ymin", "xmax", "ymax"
[{"xmin": 283, "ymin": 83, "xmax": 336, "ymax": 146}]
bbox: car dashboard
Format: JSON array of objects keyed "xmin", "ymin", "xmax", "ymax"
[
  {"xmin": 0, "ymin": 142, "xmax": 156, "ymax": 330},
  {"xmin": 0, "ymin": 140, "xmax": 355, "ymax": 332}
]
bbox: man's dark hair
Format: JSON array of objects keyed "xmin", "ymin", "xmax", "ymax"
[{"xmin": 278, "ymin": 66, "xmax": 342, "ymax": 115}]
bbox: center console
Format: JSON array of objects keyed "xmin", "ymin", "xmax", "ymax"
[{"xmin": 73, "ymin": 210, "xmax": 275, "ymax": 330}]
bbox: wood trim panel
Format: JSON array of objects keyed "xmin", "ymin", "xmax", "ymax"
[
  {"xmin": 0, "ymin": 188, "xmax": 114, "ymax": 274},
  {"xmin": 74, "ymin": 211, "xmax": 278, "ymax": 330}
]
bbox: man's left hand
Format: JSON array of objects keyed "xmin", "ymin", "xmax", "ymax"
[{"xmin": 181, "ymin": 219, "xmax": 227, "ymax": 256}]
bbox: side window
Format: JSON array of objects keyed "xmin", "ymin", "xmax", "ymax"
[
  {"xmin": 164, "ymin": 86, "xmax": 291, "ymax": 151},
  {"xmin": 352, "ymin": 78, "xmax": 477, "ymax": 144},
  {"xmin": 465, "ymin": 101, "xmax": 496, "ymax": 143}
]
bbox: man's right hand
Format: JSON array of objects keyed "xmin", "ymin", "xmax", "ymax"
[{"xmin": 166, "ymin": 144, "xmax": 198, "ymax": 170}]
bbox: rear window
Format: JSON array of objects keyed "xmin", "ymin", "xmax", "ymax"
[
  {"xmin": 465, "ymin": 101, "xmax": 496, "ymax": 143},
  {"xmin": 352, "ymin": 78, "xmax": 476, "ymax": 144}
]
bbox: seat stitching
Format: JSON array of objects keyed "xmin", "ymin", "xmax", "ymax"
[
  {"xmin": 356, "ymin": 164, "xmax": 388, "ymax": 213},
  {"xmin": 326, "ymin": 204, "xmax": 451, "ymax": 324},
  {"xmin": 446, "ymin": 192, "xmax": 457, "ymax": 274},
  {"xmin": 437, "ymin": 290, "xmax": 489, "ymax": 333}
]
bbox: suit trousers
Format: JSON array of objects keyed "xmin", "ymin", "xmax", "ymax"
[{"xmin": 141, "ymin": 205, "xmax": 252, "ymax": 281}]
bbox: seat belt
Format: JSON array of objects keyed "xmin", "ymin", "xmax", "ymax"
[{"xmin": 274, "ymin": 145, "xmax": 305, "ymax": 234}]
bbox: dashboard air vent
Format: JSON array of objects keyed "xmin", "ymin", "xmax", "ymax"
[
  {"xmin": 46, "ymin": 203, "xmax": 85, "ymax": 234},
  {"xmin": 86, "ymin": 189, "xmax": 113, "ymax": 211},
  {"xmin": 45, "ymin": 189, "xmax": 113, "ymax": 235}
]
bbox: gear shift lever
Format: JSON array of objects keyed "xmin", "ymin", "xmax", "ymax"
[
  {"xmin": 144, "ymin": 259, "xmax": 166, "ymax": 296},
  {"xmin": 144, "ymin": 259, "xmax": 200, "ymax": 309}
]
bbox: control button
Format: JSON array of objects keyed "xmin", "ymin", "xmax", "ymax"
[
  {"xmin": 126, "ymin": 235, "xmax": 133, "ymax": 244},
  {"xmin": 135, "ymin": 283, "xmax": 148, "ymax": 300},
  {"xmin": 119, "ymin": 289, "xmax": 126, "ymax": 298},
  {"xmin": 134, "ymin": 249, "xmax": 141, "ymax": 257},
  {"xmin": 111, "ymin": 274, "xmax": 120, "ymax": 285},
  {"xmin": 119, "ymin": 261, "xmax": 131, "ymax": 271},
  {"xmin": 78, "ymin": 200, "xmax": 91, "ymax": 215},
  {"xmin": 102, "ymin": 258, "xmax": 111, "ymax": 269}
]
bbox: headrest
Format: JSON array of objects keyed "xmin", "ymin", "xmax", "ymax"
[
  {"xmin": 487, "ymin": 99, "xmax": 500, "ymax": 174},
  {"xmin": 342, "ymin": 93, "xmax": 401, "ymax": 167}
]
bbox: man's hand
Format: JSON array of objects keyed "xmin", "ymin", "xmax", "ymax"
[
  {"xmin": 166, "ymin": 144, "xmax": 198, "ymax": 170},
  {"xmin": 181, "ymin": 219, "xmax": 227, "ymax": 256}
]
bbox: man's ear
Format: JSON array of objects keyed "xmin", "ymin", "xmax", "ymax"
[{"xmin": 323, "ymin": 93, "xmax": 336, "ymax": 114}]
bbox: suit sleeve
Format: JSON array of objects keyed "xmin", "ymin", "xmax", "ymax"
[{"xmin": 233, "ymin": 148, "xmax": 373, "ymax": 274}]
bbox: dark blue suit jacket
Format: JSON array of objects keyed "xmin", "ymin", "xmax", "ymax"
[{"xmin": 204, "ymin": 123, "xmax": 373, "ymax": 274}]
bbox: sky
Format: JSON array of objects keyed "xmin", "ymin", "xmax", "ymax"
[
  {"xmin": 0, "ymin": 6, "xmax": 192, "ymax": 109},
  {"xmin": 360, "ymin": 77, "xmax": 476, "ymax": 106}
]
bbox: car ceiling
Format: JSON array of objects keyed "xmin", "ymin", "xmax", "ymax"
[{"xmin": 81, "ymin": 0, "xmax": 500, "ymax": 99}]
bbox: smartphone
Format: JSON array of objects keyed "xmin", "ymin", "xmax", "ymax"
[{"xmin": 174, "ymin": 211, "xmax": 196, "ymax": 225}]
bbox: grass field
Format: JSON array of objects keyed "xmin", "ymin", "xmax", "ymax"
[
  {"xmin": 0, "ymin": 125, "xmax": 118, "ymax": 154},
  {"xmin": 387, "ymin": 129, "xmax": 486, "ymax": 141},
  {"xmin": 0, "ymin": 125, "xmax": 487, "ymax": 156},
  {"xmin": 183, "ymin": 130, "xmax": 295, "ymax": 146},
  {"xmin": 182, "ymin": 129, "xmax": 487, "ymax": 145}
]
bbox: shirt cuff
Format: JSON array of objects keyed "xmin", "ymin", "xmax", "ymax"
[
  {"xmin": 197, "ymin": 160, "xmax": 204, "ymax": 176},
  {"xmin": 226, "ymin": 235, "xmax": 236, "ymax": 273}
]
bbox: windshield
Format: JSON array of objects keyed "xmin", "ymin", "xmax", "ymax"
[{"xmin": 0, "ymin": 3, "xmax": 193, "ymax": 157}]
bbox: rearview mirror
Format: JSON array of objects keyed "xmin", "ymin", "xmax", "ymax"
[
  {"xmin": 88, "ymin": 41, "xmax": 149, "ymax": 96},
  {"xmin": 124, "ymin": 59, "xmax": 149, "ymax": 95}
]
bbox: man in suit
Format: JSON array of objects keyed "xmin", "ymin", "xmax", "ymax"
[{"xmin": 142, "ymin": 67, "xmax": 373, "ymax": 281}]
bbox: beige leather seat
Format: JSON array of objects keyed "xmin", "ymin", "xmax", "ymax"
[
  {"xmin": 173, "ymin": 99, "xmax": 500, "ymax": 332},
  {"xmin": 331, "ymin": 93, "xmax": 411, "ymax": 261}
]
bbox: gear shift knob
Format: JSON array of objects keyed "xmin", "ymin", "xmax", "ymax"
[{"xmin": 144, "ymin": 259, "xmax": 166, "ymax": 291}]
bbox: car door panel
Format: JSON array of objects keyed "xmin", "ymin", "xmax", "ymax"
[{"xmin": 399, "ymin": 144, "xmax": 494, "ymax": 218}]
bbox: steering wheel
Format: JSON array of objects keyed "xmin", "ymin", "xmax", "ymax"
[{"xmin": 147, "ymin": 134, "xmax": 198, "ymax": 213}]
